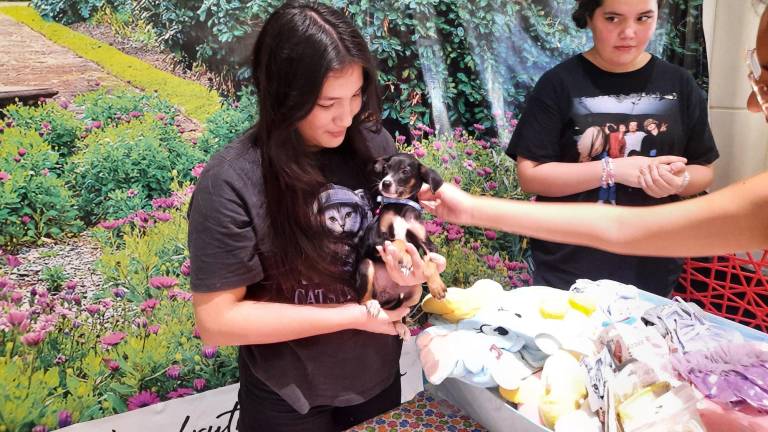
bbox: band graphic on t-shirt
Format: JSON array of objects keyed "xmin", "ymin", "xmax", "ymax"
[{"xmin": 571, "ymin": 93, "xmax": 679, "ymax": 204}]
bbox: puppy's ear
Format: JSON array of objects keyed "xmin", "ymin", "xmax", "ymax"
[
  {"xmin": 373, "ymin": 157, "xmax": 389, "ymax": 175},
  {"xmin": 419, "ymin": 164, "xmax": 444, "ymax": 193}
]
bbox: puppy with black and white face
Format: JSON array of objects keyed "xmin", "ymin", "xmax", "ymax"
[
  {"xmin": 375, "ymin": 153, "xmax": 444, "ymax": 199},
  {"xmin": 355, "ymin": 153, "xmax": 447, "ymax": 339}
]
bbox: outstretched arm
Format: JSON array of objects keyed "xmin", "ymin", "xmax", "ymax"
[{"xmin": 420, "ymin": 172, "xmax": 768, "ymax": 257}]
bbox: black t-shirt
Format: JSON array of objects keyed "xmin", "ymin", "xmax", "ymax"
[
  {"xmin": 187, "ymin": 124, "xmax": 400, "ymax": 414},
  {"xmin": 507, "ymin": 54, "xmax": 719, "ymax": 296}
]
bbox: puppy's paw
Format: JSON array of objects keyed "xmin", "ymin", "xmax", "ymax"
[
  {"xmin": 427, "ymin": 279, "xmax": 448, "ymax": 300},
  {"xmin": 365, "ymin": 299, "xmax": 383, "ymax": 318},
  {"xmin": 395, "ymin": 322, "xmax": 411, "ymax": 341}
]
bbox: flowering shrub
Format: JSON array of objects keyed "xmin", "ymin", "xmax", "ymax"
[
  {"xmin": 0, "ymin": 128, "xmax": 83, "ymax": 249},
  {"xmin": 196, "ymin": 86, "xmax": 258, "ymax": 156},
  {"xmin": 401, "ymin": 121, "xmax": 532, "ymax": 289},
  {"xmin": 66, "ymin": 117, "xmax": 204, "ymax": 223},
  {"xmin": 73, "ymin": 87, "xmax": 178, "ymax": 128},
  {"xmin": 0, "ymin": 190, "xmax": 237, "ymax": 431},
  {"xmin": 3, "ymin": 100, "xmax": 83, "ymax": 159}
]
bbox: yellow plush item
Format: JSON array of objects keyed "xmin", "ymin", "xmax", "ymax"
[
  {"xmin": 421, "ymin": 279, "xmax": 503, "ymax": 323},
  {"xmin": 539, "ymin": 296, "xmax": 569, "ymax": 319},
  {"xmin": 538, "ymin": 350, "xmax": 587, "ymax": 429},
  {"xmin": 499, "ymin": 372, "xmax": 544, "ymax": 404},
  {"xmin": 568, "ymin": 292, "xmax": 597, "ymax": 316}
]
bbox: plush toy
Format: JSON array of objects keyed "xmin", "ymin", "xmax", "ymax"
[
  {"xmin": 421, "ymin": 278, "xmax": 503, "ymax": 322},
  {"xmin": 417, "ymin": 282, "xmax": 597, "ymax": 390},
  {"xmin": 538, "ymin": 350, "xmax": 589, "ymax": 429}
]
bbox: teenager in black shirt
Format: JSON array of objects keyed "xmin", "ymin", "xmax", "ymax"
[
  {"xmin": 502, "ymin": 0, "xmax": 719, "ymax": 296},
  {"xmin": 187, "ymin": 3, "xmax": 445, "ymax": 431}
]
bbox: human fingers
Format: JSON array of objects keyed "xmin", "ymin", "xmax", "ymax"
[{"xmin": 653, "ymin": 155, "xmax": 687, "ymax": 165}]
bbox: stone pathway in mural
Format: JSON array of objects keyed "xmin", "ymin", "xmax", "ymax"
[{"xmin": 0, "ymin": 12, "xmax": 126, "ymax": 102}]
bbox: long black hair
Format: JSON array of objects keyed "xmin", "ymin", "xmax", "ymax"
[
  {"xmin": 572, "ymin": 0, "xmax": 666, "ymax": 29},
  {"xmin": 251, "ymin": 1, "xmax": 382, "ymax": 293}
]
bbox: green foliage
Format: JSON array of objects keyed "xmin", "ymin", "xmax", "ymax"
[
  {"xmin": 66, "ymin": 117, "xmax": 204, "ymax": 224},
  {"xmin": 196, "ymin": 86, "xmax": 258, "ymax": 156},
  {"xmin": 3, "ymin": 101, "xmax": 84, "ymax": 159},
  {"xmin": 405, "ymin": 126, "xmax": 532, "ymax": 288},
  {"xmin": 73, "ymin": 87, "xmax": 177, "ymax": 127},
  {"xmin": 29, "ymin": 0, "xmax": 130, "ymax": 24},
  {"xmin": 0, "ymin": 128, "xmax": 83, "ymax": 249},
  {"xmin": 41, "ymin": 265, "xmax": 68, "ymax": 292}
]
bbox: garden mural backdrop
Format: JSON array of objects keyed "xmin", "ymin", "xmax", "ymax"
[{"xmin": 0, "ymin": 0, "xmax": 707, "ymax": 430}]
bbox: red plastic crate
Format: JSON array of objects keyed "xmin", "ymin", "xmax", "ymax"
[{"xmin": 675, "ymin": 250, "xmax": 768, "ymax": 333}]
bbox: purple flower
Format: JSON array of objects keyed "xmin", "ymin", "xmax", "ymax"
[
  {"xmin": 85, "ymin": 304, "xmax": 102, "ymax": 315},
  {"xmin": 64, "ymin": 280, "xmax": 77, "ymax": 290},
  {"xmin": 127, "ymin": 390, "xmax": 161, "ymax": 411},
  {"xmin": 166, "ymin": 387, "xmax": 195, "ymax": 399},
  {"xmin": 484, "ymin": 230, "xmax": 497, "ymax": 240},
  {"xmin": 21, "ymin": 331, "xmax": 45, "ymax": 347},
  {"xmin": 445, "ymin": 224, "xmax": 464, "ymax": 241},
  {"xmin": 0, "ymin": 171, "xmax": 9, "ymax": 182},
  {"xmin": 202, "ymin": 345, "xmax": 218, "ymax": 359},
  {"xmin": 484, "ymin": 255, "xmax": 502, "ymax": 270},
  {"xmin": 55, "ymin": 354, "xmax": 68, "ymax": 365},
  {"xmin": 463, "ymin": 160, "xmax": 475, "ymax": 170},
  {"xmin": 6, "ymin": 255, "xmax": 22, "ymax": 269},
  {"xmin": 180, "ymin": 259, "xmax": 191, "ymax": 277},
  {"xmin": 191, "ymin": 163, "xmax": 206, "ymax": 178},
  {"xmin": 90, "ymin": 120, "xmax": 102, "ymax": 129},
  {"xmin": 133, "ymin": 317, "xmax": 148, "ymax": 329},
  {"xmin": 17, "ymin": 148, "xmax": 27, "ymax": 157},
  {"xmin": 478, "ymin": 140, "xmax": 490, "ymax": 149},
  {"xmin": 126, "ymin": 189, "xmax": 138, "ymax": 197},
  {"xmin": 150, "ymin": 211, "xmax": 172, "ymax": 222},
  {"xmin": 433, "ymin": 141, "xmax": 442, "ymax": 151},
  {"xmin": 473, "ymin": 123, "xmax": 486, "ymax": 132},
  {"xmin": 149, "ymin": 276, "xmax": 178, "ymax": 289},
  {"xmin": 414, "ymin": 148, "xmax": 426, "ymax": 158},
  {"xmin": 140, "ymin": 298, "xmax": 159, "ymax": 314},
  {"xmin": 470, "ymin": 242, "xmax": 481, "ymax": 251},
  {"xmin": 425, "ymin": 220, "xmax": 443, "ymax": 236},
  {"xmin": 452, "ymin": 176, "xmax": 462, "ymax": 185},
  {"xmin": 41, "ymin": 168, "xmax": 49, "ymax": 176},
  {"xmin": 396, "ymin": 135, "xmax": 406, "ymax": 144},
  {"xmin": 106, "ymin": 359, "xmax": 121, "ymax": 372},
  {"xmin": 446, "ymin": 140, "xmax": 456, "ymax": 149},
  {"xmin": 483, "ymin": 167, "xmax": 493, "ymax": 175},
  {"xmin": 112, "ymin": 287, "xmax": 126, "ymax": 298},
  {"xmin": 7, "ymin": 309, "xmax": 28, "ymax": 327},
  {"xmin": 485, "ymin": 181, "xmax": 498, "ymax": 191},
  {"xmin": 58, "ymin": 410, "xmax": 72, "ymax": 428},
  {"xmin": 476, "ymin": 169, "xmax": 487, "ymax": 177},
  {"xmin": 440, "ymin": 155, "xmax": 450, "ymax": 164},
  {"xmin": 192, "ymin": 327, "xmax": 201, "ymax": 339},
  {"xmin": 155, "ymin": 113, "xmax": 167, "ymax": 121},
  {"xmin": 31, "ymin": 426, "xmax": 48, "ymax": 432},
  {"xmin": 147, "ymin": 324, "xmax": 160, "ymax": 335},
  {"xmin": 166, "ymin": 364, "xmax": 182, "ymax": 379},
  {"xmin": 151, "ymin": 197, "xmax": 182, "ymax": 209},
  {"xmin": 58, "ymin": 99, "xmax": 70, "ymax": 109},
  {"xmin": 129, "ymin": 111, "xmax": 142, "ymax": 118},
  {"xmin": 100, "ymin": 331, "xmax": 126, "ymax": 348},
  {"xmin": 13, "ymin": 156, "xmax": 21, "ymax": 163},
  {"xmin": 411, "ymin": 129, "xmax": 423, "ymax": 137},
  {"xmin": 464, "ymin": 148, "xmax": 475, "ymax": 156},
  {"xmin": 10, "ymin": 291, "xmax": 23, "ymax": 304},
  {"xmin": 168, "ymin": 290, "xmax": 192, "ymax": 301},
  {"xmin": 41, "ymin": 121, "xmax": 51, "ymax": 131},
  {"xmin": 193, "ymin": 378, "xmax": 206, "ymax": 391}
]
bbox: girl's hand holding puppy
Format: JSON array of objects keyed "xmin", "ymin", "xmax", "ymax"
[{"xmin": 376, "ymin": 240, "xmax": 447, "ymax": 287}]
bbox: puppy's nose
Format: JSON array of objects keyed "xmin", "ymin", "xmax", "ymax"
[{"xmin": 382, "ymin": 179, "xmax": 393, "ymax": 189}]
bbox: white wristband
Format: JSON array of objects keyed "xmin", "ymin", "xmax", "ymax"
[{"xmin": 676, "ymin": 171, "xmax": 690, "ymax": 194}]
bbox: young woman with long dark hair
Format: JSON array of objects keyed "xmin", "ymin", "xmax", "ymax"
[{"xmin": 187, "ymin": 3, "xmax": 444, "ymax": 431}]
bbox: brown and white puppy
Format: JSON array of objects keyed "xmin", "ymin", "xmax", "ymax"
[{"xmin": 355, "ymin": 153, "xmax": 447, "ymax": 338}]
